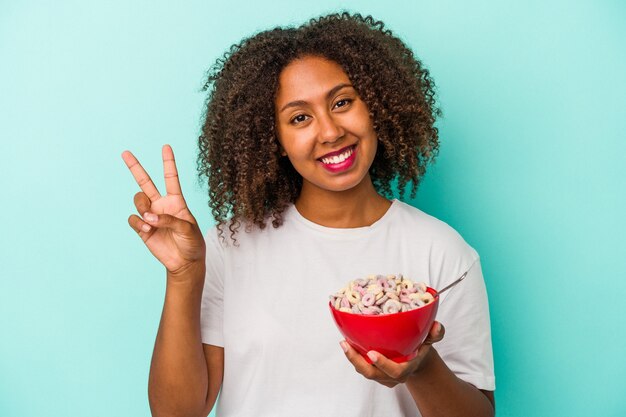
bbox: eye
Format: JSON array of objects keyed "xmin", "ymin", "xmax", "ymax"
[
  {"xmin": 290, "ymin": 114, "xmax": 309, "ymax": 125},
  {"xmin": 334, "ymin": 98, "xmax": 353, "ymax": 109}
]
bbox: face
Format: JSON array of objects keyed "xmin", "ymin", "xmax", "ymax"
[{"xmin": 274, "ymin": 55, "xmax": 378, "ymax": 196}]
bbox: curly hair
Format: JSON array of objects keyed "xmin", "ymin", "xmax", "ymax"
[{"xmin": 197, "ymin": 12, "xmax": 441, "ymax": 242}]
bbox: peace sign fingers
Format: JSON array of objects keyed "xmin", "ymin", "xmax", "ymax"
[
  {"xmin": 121, "ymin": 150, "xmax": 162, "ymax": 202},
  {"xmin": 161, "ymin": 144, "xmax": 184, "ymax": 197}
]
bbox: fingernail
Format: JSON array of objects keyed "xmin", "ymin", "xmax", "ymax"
[
  {"xmin": 367, "ymin": 351, "xmax": 378, "ymax": 363},
  {"xmin": 340, "ymin": 341, "xmax": 348, "ymax": 353},
  {"xmin": 436, "ymin": 322, "xmax": 442, "ymax": 334},
  {"xmin": 141, "ymin": 224, "xmax": 151, "ymax": 232},
  {"xmin": 144, "ymin": 212, "xmax": 157, "ymax": 222}
]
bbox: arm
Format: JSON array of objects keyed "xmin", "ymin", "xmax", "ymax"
[
  {"xmin": 122, "ymin": 146, "xmax": 224, "ymax": 417},
  {"xmin": 341, "ymin": 324, "xmax": 494, "ymax": 417},
  {"xmin": 148, "ymin": 262, "xmax": 224, "ymax": 417},
  {"xmin": 404, "ymin": 347, "xmax": 494, "ymax": 416},
  {"xmin": 404, "ymin": 258, "xmax": 495, "ymax": 415},
  {"xmin": 341, "ymin": 260, "xmax": 495, "ymax": 416}
]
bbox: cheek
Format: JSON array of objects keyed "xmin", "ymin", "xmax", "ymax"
[
  {"xmin": 353, "ymin": 117, "xmax": 377, "ymax": 146},
  {"xmin": 360, "ymin": 134, "xmax": 379, "ymax": 167},
  {"xmin": 360, "ymin": 127, "xmax": 378, "ymax": 152},
  {"xmin": 364, "ymin": 141, "xmax": 378, "ymax": 165},
  {"xmin": 284, "ymin": 132, "xmax": 315, "ymax": 155}
]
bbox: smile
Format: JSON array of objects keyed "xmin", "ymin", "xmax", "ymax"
[
  {"xmin": 319, "ymin": 145, "xmax": 356, "ymax": 165},
  {"xmin": 318, "ymin": 144, "xmax": 358, "ymax": 173}
]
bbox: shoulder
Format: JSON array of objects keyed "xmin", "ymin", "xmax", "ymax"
[
  {"xmin": 391, "ymin": 200, "xmax": 479, "ymax": 261},
  {"xmin": 203, "ymin": 223, "xmax": 249, "ymax": 252},
  {"xmin": 203, "ymin": 208, "xmax": 296, "ymax": 250}
]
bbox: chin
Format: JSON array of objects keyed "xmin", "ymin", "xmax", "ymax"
[{"xmin": 322, "ymin": 174, "xmax": 370, "ymax": 193}]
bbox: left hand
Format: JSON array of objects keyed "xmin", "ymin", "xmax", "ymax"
[{"xmin": 340, "ymin": 321, "xmax": 445, "ymax": 388}]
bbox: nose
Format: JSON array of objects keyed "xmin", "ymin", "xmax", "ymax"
[{"xmin": 317, "ymin": 112, "xmax": 345, "ymax": 144}]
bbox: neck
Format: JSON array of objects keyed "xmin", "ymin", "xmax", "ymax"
[{"xmin": 295, "ymin": 174, "xmax": 392, "ymax": 228}]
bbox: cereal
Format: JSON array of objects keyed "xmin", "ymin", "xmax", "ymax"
[
  {"xmin": 330, "ymin": 274, "xmax": 433, "ymax": 315},
  {"xmin": 382, "ymin": 299, "xmax": 402, "ymax": 314}
]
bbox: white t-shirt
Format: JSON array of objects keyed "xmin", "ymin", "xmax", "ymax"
[{"xmin": 201, "ymin": 199, "xmax": 495, "ymax": 417}]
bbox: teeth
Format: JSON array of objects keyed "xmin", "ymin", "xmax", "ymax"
[{"xmin": 321, "ymin": 147, "xmax": 354, "ymax": 165}]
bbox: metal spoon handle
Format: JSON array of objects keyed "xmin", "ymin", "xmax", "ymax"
[{"xmin": 436, "ymin": 270, "xmax": 469, "ymax": 297}]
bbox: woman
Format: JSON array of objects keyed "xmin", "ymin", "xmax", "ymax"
[{"xmin": 122, "ymin": 12, "xmax": 495, "ymax": 417}]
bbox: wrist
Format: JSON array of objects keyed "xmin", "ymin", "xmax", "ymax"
[
  {"xmin": 407, "ymin": 346, "xmax": 439, "ymax": 386},
  {"xmin": 167, "ymin": 260, "xmax": 206, "ymax": 285}
]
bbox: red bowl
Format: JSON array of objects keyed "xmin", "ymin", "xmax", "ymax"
[{"xmin": 329, "ymin": 287, "xmax": 439, "ymax": 363}]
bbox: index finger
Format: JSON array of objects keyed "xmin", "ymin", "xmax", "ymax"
[
  {"xmin": 121, "ymin": 150, "xmax": 162, "ymax": 202},
  {"xmin": 341, "ymin": 341, "xmax": 384, "ymax": 380}
]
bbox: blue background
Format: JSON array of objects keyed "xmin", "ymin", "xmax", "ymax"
[{"xmin": 1, "ymin": 1, "xmax": 625, "ymax": 416}]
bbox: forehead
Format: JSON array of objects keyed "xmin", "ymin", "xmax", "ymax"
[{"xmin": 275, "ymin": 56, "xmax": 351, "ymax": 103}]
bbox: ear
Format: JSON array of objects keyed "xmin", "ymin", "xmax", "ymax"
[
  {"xmin": 277, "ymin": 140, "xmax": 287, "ymax": 157},
  {"xmin": 273, "ymin": 132, "xmax": 287, "ymax": 157}
]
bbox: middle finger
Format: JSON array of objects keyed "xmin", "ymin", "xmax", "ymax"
[{"xmin": 162, "ymin": 144, "xmax": 184, "ymax": 197}]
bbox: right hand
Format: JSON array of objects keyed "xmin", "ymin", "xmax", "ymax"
[{"xmin": 122, "ymin": 144, "xmax": 206, "ymax": 278}]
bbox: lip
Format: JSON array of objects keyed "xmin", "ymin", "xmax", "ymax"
[{"xmin": 318, "ymin": 144, "xmax": 357, "ymax": 173}]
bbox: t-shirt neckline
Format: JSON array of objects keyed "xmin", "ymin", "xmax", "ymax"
[{"xmin": 289, "ymin": 198, "xmax": 399, "ymax": 236}]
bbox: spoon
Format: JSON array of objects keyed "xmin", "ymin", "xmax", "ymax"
[{"xmin": 435, "ymin": 270, "xmax": 468, "ymax": 297}]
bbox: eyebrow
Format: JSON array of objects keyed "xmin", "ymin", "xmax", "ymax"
[{"xmin": 279, "ymin": 83, "xmax": 354, "ymax": 113}]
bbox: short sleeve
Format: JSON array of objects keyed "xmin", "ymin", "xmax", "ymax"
[
  {"xmin": 200, "ymin": 226, "xmax": 225, "ymax": 347},
  {"xmin": 435, "ymin": 259, "xmax": 496, "ymax": 391}
]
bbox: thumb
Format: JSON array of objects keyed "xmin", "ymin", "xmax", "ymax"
[{"xmin": 423, "ymin": 321, "xmax": 445, "ymax": 345}]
